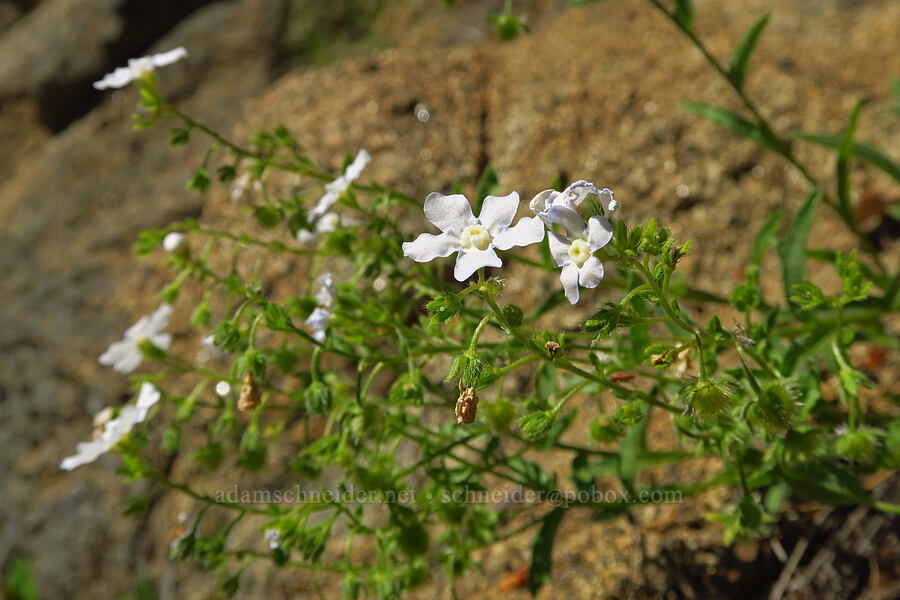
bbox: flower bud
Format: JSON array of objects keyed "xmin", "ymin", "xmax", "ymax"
[
  {"xmin": 304, "ymin": 381, "xmax": 333, "ymax": 415},
  {"xmin": 835, "ymin": 428, "xmax": 878, "ymax": 462},
  {"xmin": 455, "ymin": 386, "xmax": 479, "ymax": 425},
  {"xmin": 518, "ymin": 410, "xmax": 554, "ymax": 440},
  {"xmin": 685, "ymin": 379, "xmax": 733, "ymax": 418},
  {"xmin": 163, "ymin": 232, "xmax": 187, "ymax": 254},
  {"xmin": 237, "ymin": 372, "xmax": 261, "ymax": 412},
  {"xmin": 752, "ymin": 384, "xmax": 799, "ymax": 430}
]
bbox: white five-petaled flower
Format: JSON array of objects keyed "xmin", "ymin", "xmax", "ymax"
[
  {"xmin": 99, "ymin": 304, "xmax": 173, "ymax": 373},
  {"xmin": 307, "ymin": 149, "xmax": 371, "ymax": 221},
  {"xmin": 530, "ymin": 179, "xmax": 617, "ymax": 228},
  {"xmin": 60, "ymin": 383, "xmax": 161, "ymax": 471},
  {"xmin": 402, "ymin": 192, "xmax": 546, "ymax": 281},
  {"xmin": 93, "ymin": 47, "xmax": 188, "ymax": 90},
  {"xmin": 546, "ymin": 205, "xmax": 614, "ymax": 304},
  {"xmin": 306, "ymin": 273, "xmax": 337, "ymax": 342}
]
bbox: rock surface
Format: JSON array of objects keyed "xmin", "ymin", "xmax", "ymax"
[{"xmin": 1, "ymin": 0, "xmax": 899, "ymax": 598}]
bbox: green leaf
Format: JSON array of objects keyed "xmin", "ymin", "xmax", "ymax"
[
  {"xmin": 673, "ymin": 0, "xmax": 694, "ymax": 31},
  {"xmin": 728, "ymin": 13, "xmax": 770, "ymax": 89},
  {"xmin": 3, "ymin": 557, "xmax": 39, "ymax": 600},
  {"xmin": 474, "ymin": 164, "xmax": 499, "ymax": 214},
  {"xmin": 528, "ymin": 507, "xmax": 566, "ymax": 597},
  {"xmin": 781, "ymin": 459, "xmax": 872, "ymax": 506},
  {"xmin": 750, "ymin": 209, "xmax": 784, "ymax": 266},
  {"xmin": 777, "ymin": 189, "xmax": 822, "ymax": 310},
  {"xmin": 794, "ymin": 132, "xmax": 900, "ymax": 184},
  {"xmin": 836, "ymin": 98, "xmax": 864, "ymax": 224},
  {"xmin": 683, "ymin": 102, "xmax": 787, "ymax": 155}
]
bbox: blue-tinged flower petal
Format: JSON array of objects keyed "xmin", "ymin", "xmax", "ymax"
[
  {"xmin": 402, "ymin": 232, "xmax": 460, "ymax": 262},
  {"xmin": 559, "ymin": 263, "xmax": 581, "ymax": 304},
  {"xmin": 454, "ymin": 248, "xmax": 502, "ymax": 281},
  {"xmin": 578, "ymin": 256, "xmax": 605, "ymax": 289},
  {"xmin": 546, "ymin": 230, "xmax": 572, "ymax": 268},
  {"xmin": 587, "ymin": 215, "xmax": 614, "ymax": 250},
  {"xmin": 424, "ymin": 192, "xmax": 476, "ymax": 233},
  {"xmin": 479, "ymin": 192, "xmax": 520, "ymax": 234},
  {"xmin": 493, "ymin": 216, "xmax": 545, "ymax": 250}
]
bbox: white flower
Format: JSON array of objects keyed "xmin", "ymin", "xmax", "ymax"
[
  {"xmin": 295, "ymin": 212, "xmax": 360, "ymax": 243},
  {"xmin": 314, "ymin": 273, "xmax": 338, "ymax": 308},
  {"xmin": 308, "ymin": 149, "xmax": 371, "ymax": 220},
  {"xmin": 163, "ymin": 232, "xmax": 186, "ymax": 253},
  {"xmin": 215, "ymin": 381, "xmax": 231, "ymax": 396},
  {"xmin": 264, "ymin": 528, "xmax": 282, "ymax": 550},
  {"xmin": 530, "ymin": 180, "xmax": 617, "ymax": 228},
  {"xmin": 305, "ymin": 273, "xmax": 337, "ymax": 342},
  {"xmin": 402, "ymin": 191, "xmax": 545, "ymax": 281},
  {"xmin": 60, "ymin": 383, "xmax": 160, "ymax": 471},
  {"xmin": 306, "ymin": 307, "xmax": 331, "ymax": 343},
  {"xmin": 546, "ymin": 205, "xmax": 613, "ymax": 304},
  {"xmin": 98, "ymin": 304, "xmax": 173, "ymax": 373},
  {"xmin": 93, "ymin": 47, "xmax": 188, "ymax": 90}
]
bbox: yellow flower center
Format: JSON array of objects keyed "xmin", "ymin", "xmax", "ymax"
[
  {"xmin": 460, "ymin": 225, "xmax": 491, "ymax": 251},
  {"xmin": 568, "ymin": 239, "xmax": 592, "ymax": 268}
]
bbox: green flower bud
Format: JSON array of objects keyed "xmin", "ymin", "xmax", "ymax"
[
  {"xmin": 304, "ymin": 382, "xmax": 333, "ymax": 415},
  {"xmin": 590, "ymin": 417, "xmax": 625, "ymax": 444},
  {"xmin": 518, "ymin": 410, "xmax": 555, "ymax": 441},
  {"xmin": 752, "ymin": 384, "xmax": 799, "ymax": 430},
  {"xmin": 502, "ymin": 304, "xmax": 524, "ymax": 327},
  {"xmin": 835, "ymin": 427, "xmax": 878, "ymax": 463},
  {"xmin": 685, "ymin": 379, "xmax": 733, "ymax": 419},
  {"xmin": 484, "ymin": 397, "xmax": 514, "ymax": 432}
]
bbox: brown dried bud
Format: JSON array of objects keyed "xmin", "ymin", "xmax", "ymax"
[
  {"xmin": 545, "ymin": 341, "xmax": 560, "ymax": 358},
  {"xmin": 455, "ymin": 386, "xmax": 479, "ymax": 425},
  {"xmin": 609, "ymin": 371, "xmax": 637, "ymax": 384},
  {"xmin": 238, "ymin": 372, "xmax": 261, "ymax": 412}
]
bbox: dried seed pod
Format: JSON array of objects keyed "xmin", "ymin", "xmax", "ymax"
[
  {"xmin": 545, "ymin": 341, "xmax": 560, "ymax": 358},
  {"xmin": 238, "ymin": 372, "xmax": 261, "ymax": 412},
  {"xmin": 455, "ymin": 385, "xmax": 479, "ymax": 425}
]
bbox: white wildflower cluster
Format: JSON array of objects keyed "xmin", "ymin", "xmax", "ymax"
[
  {"xmin": 298, "ymin": 150, "xmax": 370, "ymax": 242},
  {"xmin": 264, "ymin": 528, "xmax": 282, "ymax": 550},
  {"xmin": 60, "ymin": 383, "xmax": 160, "ymax": 470},
  {"xmin": 93, "ymin": 47, "xmax": 188, "ymax": 90},
  {"xmin": 403, "ymin": 180, "xmax": 618, "ymax": 303},
  {"xmin": 306, "ymin": 273, "xmax": 338, "ymax": 342}
]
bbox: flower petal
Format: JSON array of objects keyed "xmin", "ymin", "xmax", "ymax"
[
  {"xmin": 136, "ymin": 383, "xmax": 161, "ymax": 421},
  {"xmin": 150, "ymin": 47, "xmax": 188, "ymax": 67},
  {"xmin": 424, "ymin": 193, "xmax": 475, "ymax": 233},
  {"xmin": 587, "ymin": 215, "xmax": 614, "ymax": 250},
  {"xmin": 146, "ymin": 304, "xmax": 173, "ymax": 335},
  {"xmin": 112, "ymin": 348, "xmax": 144, "ymax": 374},
  {"xmin": 93, "ymin": 66, "xmax": 136, "ymax": 90},
  {"xmin": 478, "ymin": 192, "xmax": 520, "ymax": 234},
  {"xmin": 559, "ymin": 263, "xmax": 581, "ymax": 304},
  {"xmin": 597, "ymin": 188, "xmax": 617, "ymax": 216},
  {"xmin": 559, "ymin": 180, "xmax": 599, "ymax": 209},
  {"xmin": 546, "ymin": 231, "xmax": 573, "ymax": 268},
  {"xmin": 148, "ymin": 333, "xmax": 172, "ymax": 352},
  {"xmin": 578, "ymin": 256, "xmax": 605, "ymax": 289},
  {"xmin": 529, "ymin": 189, "xmax": 557, "ymax": 227},
  {"xmin": 308, "ymin": 189, "xmax": 339, "ymax": 220},
  {"xmin": 454, "ymin": 248, "xmax": 502, "ymax": 281},
  {"xmin": 547, "ymin": 205, "xmax": 587, "ymax": 238},
  {"xmin": 493, "ymin": 216, "xmax": 546, "ymax": 250},
  {"xmin": 344, "ymin": 149, "xmax": 371, "ymax": 182},
  {"xmin": 402, "ymin": 232, "xmax": 460, "ymax": 262}
]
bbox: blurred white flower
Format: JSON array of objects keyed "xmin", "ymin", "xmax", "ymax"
[
  {"xmin": 546, "ymin": 205, "xmax": 613, "ymax": 304},
  {"xmin": 306, "ymin": 307, "xmax": 331, "ymax": 343},
  {"xmin": 295, "ymin": 211, "xmax": 360, "ymax": 243},
  {"xmin": 264, "ymin": 528, "xmax": 282, "ymax": 550},
  {"xmin": 530, "ymin": 180, "xmax": 617, "ymax": 228},
  {"xmin": 308, "ymin": 149, "xmax": 371, "ymax": 220},
  {"xmin": 99, "ymin": 304, "xmax": 173, "ymax": 373},
  {"xmin": 402, "ymin": 191, "xmax": 545, "ymax": 281},
  {"xmin": 215, "ymin": 381, "xmax": 231, "ymax": 396},
  {"xmin": 93, "ymin": 47, "xmax": 188, "ymax": 90},
  {"xmin": 314, "ymin": 272, "xmax": 337, "ymax": 308},
  {"xmin": 60, "ymin": 383, "xmax": 160, "ymax": 470},
  {"xmin": 305, "ymin": 273, "xmax": 338, "ymax": 342},
  {"xmin": 230, "ymin": 172, "xmax": 262, "ymax": 203},
  {"xmin": 163, "ymin": 232, "xmax": 186, "ymax": 253}
]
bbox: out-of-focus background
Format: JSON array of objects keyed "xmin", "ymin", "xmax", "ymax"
[{"xmin": 1, "ymin": 0, "xmax": 899, "ymax": 598}]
